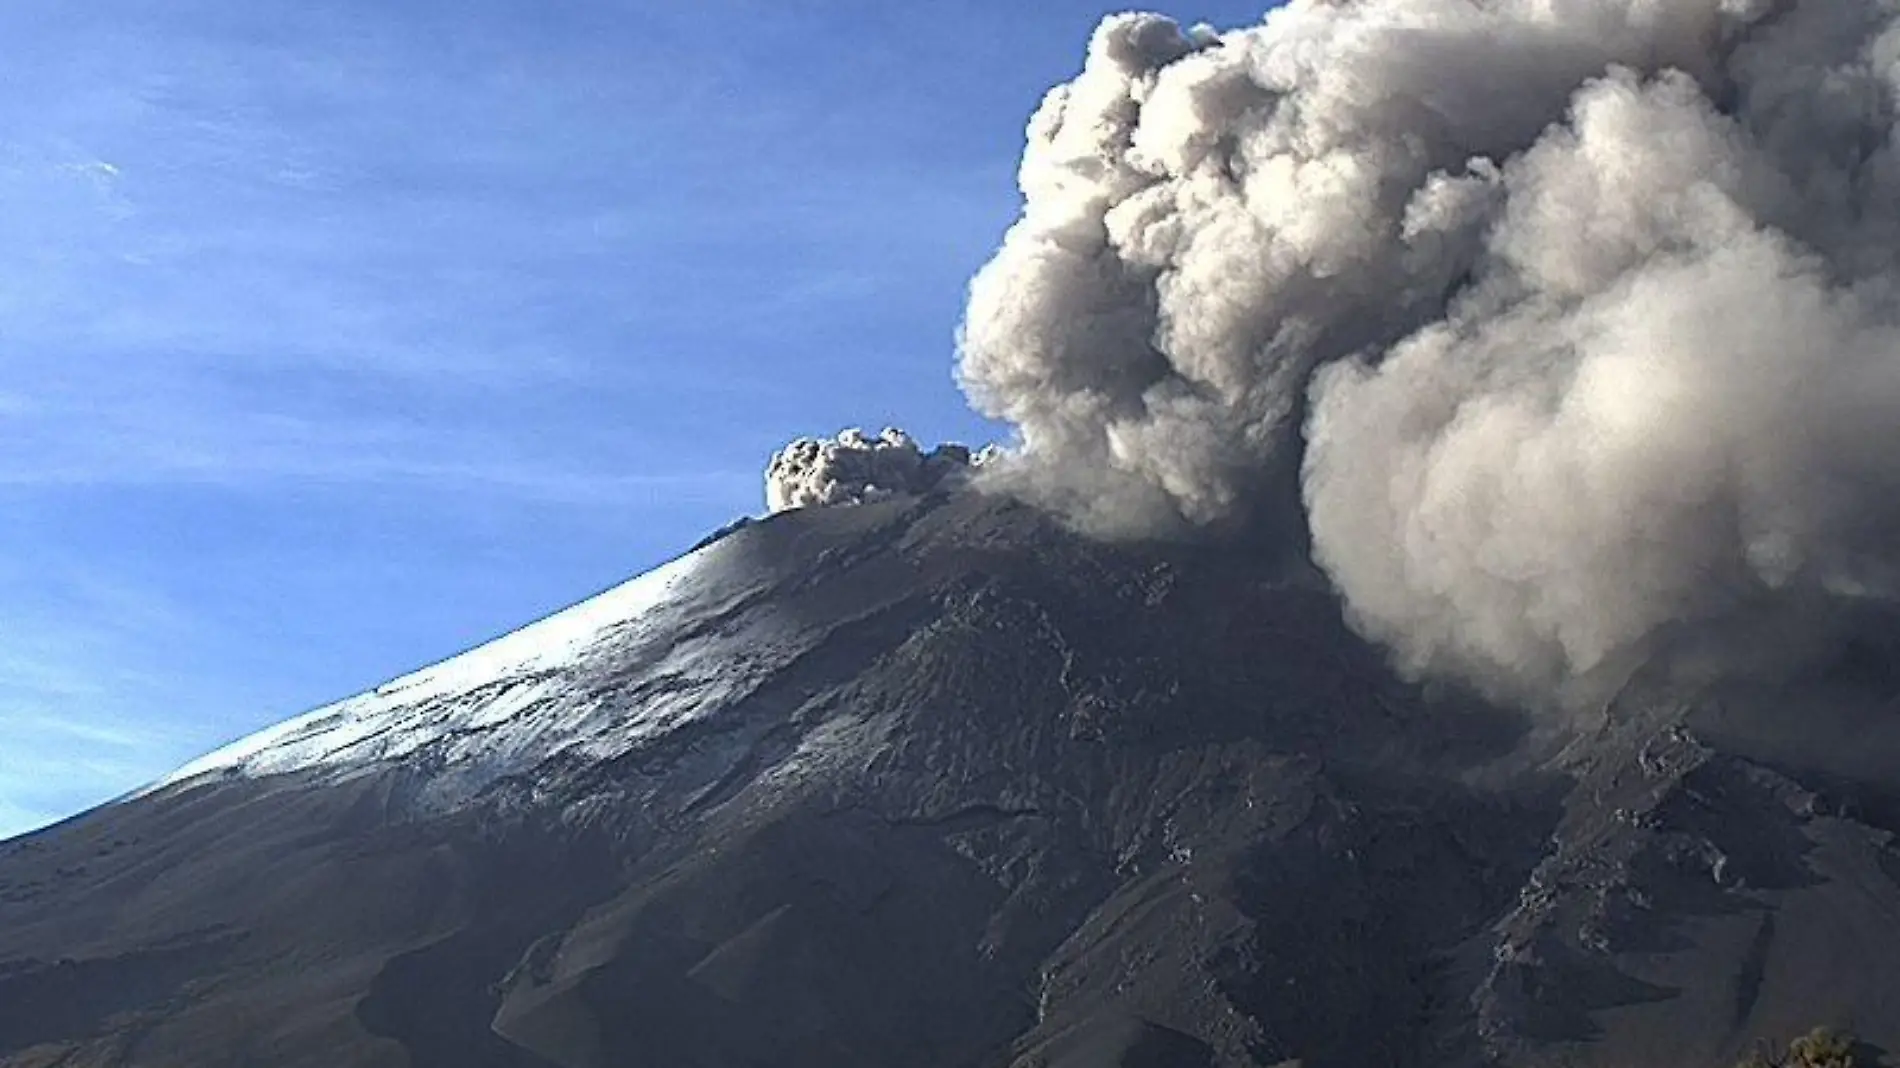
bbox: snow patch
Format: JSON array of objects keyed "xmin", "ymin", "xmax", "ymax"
[{"xmin": 154, "ymin": 544, "xmax": 714, "ymax": 792}]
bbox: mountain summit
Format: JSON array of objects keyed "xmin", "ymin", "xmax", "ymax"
[{"xmin": 7, "ymin": 490, "xmax": 1900, "ymax": 1067}]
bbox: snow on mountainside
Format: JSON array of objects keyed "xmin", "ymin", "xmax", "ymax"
[{"xmin": 155, "ymin": 537, "xmax": 740, "ymax": 802}]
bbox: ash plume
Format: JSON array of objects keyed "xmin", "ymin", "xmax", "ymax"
[
  {"xmin": 957, "ymin": 0, "xmax": 1900, "ymax": 697},
  {"xmin": 765, "ymin": 428, "xmax": 979, "ymax": 513}
]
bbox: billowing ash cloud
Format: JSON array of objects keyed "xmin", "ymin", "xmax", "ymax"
[
  {"xmin": 765, "ymin": 428, "xmax": 980, "ymax": 513},
  {"xmin": 958, "ymin": 1, "xmax": 1900, "ymax": 696}
]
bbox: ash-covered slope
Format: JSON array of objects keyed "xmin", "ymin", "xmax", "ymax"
[{"xmin": 6, "ymin": 492, "xmax": 1900, "ymax": 1068}]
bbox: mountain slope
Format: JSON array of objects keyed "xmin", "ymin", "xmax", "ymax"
[{"xmin": 5, "ymin": 492, "xmax": 1900, "ymax": 1067}]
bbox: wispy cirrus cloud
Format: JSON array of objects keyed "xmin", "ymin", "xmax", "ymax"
[{"xmin": 0, "ymin": 565, "xmax": 226, "ymax": 839}]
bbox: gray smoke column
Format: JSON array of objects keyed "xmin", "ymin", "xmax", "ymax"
[
  {"xmin": 958, "ymin": 1, "xmax": 1900, "ymax": 697},
  {"xmin": 765, "ymin": 428, "xmax": 979, "ymax": 513}
]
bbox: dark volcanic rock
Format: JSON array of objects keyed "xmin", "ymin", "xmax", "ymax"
[{"xmin": 5, "ymin": 492, "xmax": 1900, "ymax": 1067}]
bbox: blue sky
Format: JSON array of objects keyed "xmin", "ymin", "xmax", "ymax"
[{"xmin": 0, "ymin": 0, "xmax": 1271, "ymax": 838}]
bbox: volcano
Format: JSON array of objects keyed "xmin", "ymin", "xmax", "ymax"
[
  {"xmin": 7, "ymin": 490, "xmax": 1900, "ymax": 1068},
  {"xmin": 17, "ymin": 0, "xmax": 1900, "ymax": 1061}
]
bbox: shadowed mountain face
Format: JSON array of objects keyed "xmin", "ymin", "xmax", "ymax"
[{"xmin": 7, "ymin": 492, "xmax": 1900, "ymax": 1068}]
